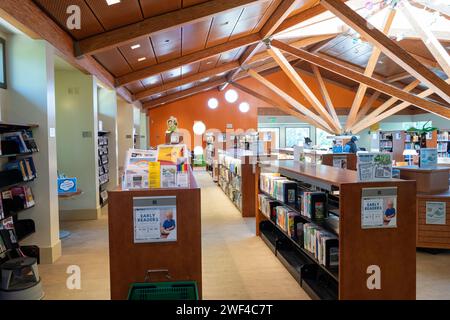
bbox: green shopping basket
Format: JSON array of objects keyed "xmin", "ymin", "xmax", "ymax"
[{"xmin": 127, "ymin": 269, "xmax": 199, "ymax": 300}]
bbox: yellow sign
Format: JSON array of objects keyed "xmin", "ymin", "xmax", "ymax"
[
  {"xmin": 370, "ymin": 123, "xmax": 380, "ymax": 132},
  {"xmin": 157, "ymin": 145, "xmax": 184, "ymax": 163},
  {"xmin": 148, "ymin": 162, "xmax": 161, "ymax": 189}
]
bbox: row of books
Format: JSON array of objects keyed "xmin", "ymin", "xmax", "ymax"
[
  {"xmin": 98, "ymin": 135, "xmax": 108, "ymax": 146},
  {"xmin": 259, "ymin": 173, "xmax": 298, "ymax": 206},
  {"xmin": 0, "ymin": 185, "xmax": 35, "ymax": 220},
  {"xmin": 303, "ymin": 223, "xmax": 339, "ymax": 268},
  {"xmin": 301, "ymin": 192, "xmax": 328, "ymax": 222},
  {"xmin": 437, "ymin": 131, "xmax": 449, "ymax": 142},
  {"xmin": 0, "ymin": 130, "xmax": 39, "ymax": 155},
  {"xmin": 3, "ymin": 157, "xmax": 37, "ymax": 182},
  {"xmin": 437, "ymin": 142, "xmax": 448, "ymax": 152},
  {"xmin": 219, "ymin": 154, "xmax": 242, "ymax": 176}
]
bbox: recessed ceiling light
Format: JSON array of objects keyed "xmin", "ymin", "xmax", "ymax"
[
  {"xmin": 138, "ymin": 57, "xmax": 146, "ymax": 62},
  {"xmin": 106, "ymin": 0, "xmax": 121, "ymax": 6},
  {"xmin": 131, "ymin": 44, "xmax": 140, "ymax": 50}
]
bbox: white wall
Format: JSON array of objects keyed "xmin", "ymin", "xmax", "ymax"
[
  {"xmin": 4, "ymin": 34, "xmax": 61, "ymax": 263},
  {"xmin": 117, "ymin": 97, "xmax": 135, "ymax": 173}
]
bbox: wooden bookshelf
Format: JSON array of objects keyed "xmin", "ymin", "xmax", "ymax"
[
  {"xmin": 255, "ymin": 160, "xmax": 416, "ymax": 300},
  {"xmin": 107, "ymin": 170, "xmax": 202, "ymax": 299}
]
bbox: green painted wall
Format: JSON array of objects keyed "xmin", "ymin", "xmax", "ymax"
[{"xmin": 55, "ymin": 70, "xmax": 99, "ymax": 213}]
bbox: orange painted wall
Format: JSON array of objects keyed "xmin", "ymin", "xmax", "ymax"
[{"xmin": 148, "ymin": 69, "xmax": 383, "ymax": 148}]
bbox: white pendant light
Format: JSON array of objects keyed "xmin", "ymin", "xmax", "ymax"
[
  {"xmin": 194, "ymin": 146, "xmax": 204, "ymax": 155},
  {"xmin": 208, "ymin": 98, "xmax": 219, "ymax": 109},
  {"xmin": 239, "ymin": 102, "xmax": 250, "ymax": 113},
  {"xmin": 193, "ymin": 121, "xmax": 206, "ymax": 135},
  {"xmin": 225, "ymin": 89, "xmax": 239, "ymax": 103}
]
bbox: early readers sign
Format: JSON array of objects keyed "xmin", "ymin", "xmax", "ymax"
[{"xmin": 361, "ymin": 187, "xmax": 398, "ymax": 229}]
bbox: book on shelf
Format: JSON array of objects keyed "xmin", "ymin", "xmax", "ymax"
[
  {"xmin": 304, "ymin": 223, "xmax": 339, "ymax": 268},
  {"xmin": 3, "ymin": 157, "xmax": 36, "ymax": 181},
  {"xmin": 1, "ymin": 130, "xmax": 38, "ymax": 155},
  {"xmin": 0, "ymin": 195, "xmax": 4, "ymax": 220},
  {"xmin": 260, "ymin": 173, "xmax": 298, "ymax": 207},
  {"xmin": 301, "ymin": 192, "xmax": 328, "ymax": 222},
  {"xmin": 1, "ymin": 185, "xmax": 35, "ymax": 215}
]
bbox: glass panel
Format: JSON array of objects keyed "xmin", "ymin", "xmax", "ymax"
[
  {"xmin": 285, "ymin": 127, "xmax": 310, "ymax": 147},
  {"xmin": 316, "ymin": 128, "xmax": 333, "ymax": 148}
]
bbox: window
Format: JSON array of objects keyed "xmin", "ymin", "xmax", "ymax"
[
  {"xmin": 316, "ymin": 128, "xmax": 333, "ymax": 148},
  {"xmin": 0, "ymin": 37, "xmax": 5, "ymax": 89},
  {"xmin": 259, "ymin": 127, "xmax": 280, "ymax": 150},
  {"xmin": 285, "ymin": 127, "xmax": 310, "ymax": 147}
]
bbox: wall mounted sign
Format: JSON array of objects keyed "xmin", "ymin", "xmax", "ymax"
[
  {"xmin": 426, "ymin": 202, "xmax": 446, "ymax": 225},
  {"xmin": 361, "ymin": 187, "xmax": 398, "ymax": 229},
  {"xmin": 133, "ymin": 196, "xmax": 177, "ymax": 243}
]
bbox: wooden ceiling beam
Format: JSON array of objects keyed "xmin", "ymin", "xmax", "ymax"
[
  {"xmin": 0, "ymin": 0, "xmax": 134, "ymax": 104},
  {"xmin": 143, "ymin": 78, "xmax": 226, "ymax": 109},
  {"xmin": 247, "ymin": 69, "xmax": 334, "ymax": 131},
  {"xmin": 267, "ymin": 45, "xmax": 341, "ymax": 133},
  {"xmin": 271, "ymin": 39, "xmax": 450, "ymax": 118},
  {"xmin": 134, "ymin": 62, "xmax": 239, "ymax": 101},
  {"xmin": 400, "ymin": 0, "xmax": 450, "ymax": 78},
  {"xmin": 75, "ymin": 0, "xmax": 263, "ymax": 57},
  {"xmin": 352, "ymin": 79, "xmax": 450, "ymax": 133},
  {"xmin": 311, "ymin": 65, "xmax": 342, "ymax": 131},
  {"xmin": 222, "ymin": 0, "xmax": 305, "ymax": 90},
  {"xmin": 116, "ymin": 33, "xmax": 260, "ymax": 87},
  {"xmin": 320, "ymin": 0, "xmax": 450, "ymax": 103},
  {"xmin": 351, "ymin": 80, "xmax": 421, "ymax": 132},
  {"xmin": 247, "ymin": 34, "xmax": 338, "ymax": 65},
  {"xmin": 412, "ymin": 0, "xmax": 450, "ymax": 18},
  {"xmin": 345, "ymin": 8, "xmax": 396, "ymax": 131},
  {"xmin": 354, "ymin": 91, "xmax": 381, "ymax": 123},
  {"xmin": 231, "ymin": 82, "xmax": 329, "ymax": 131},
  {"xmin": 385, "ymin": 71, "xmax": 411, "ymax": 83}
]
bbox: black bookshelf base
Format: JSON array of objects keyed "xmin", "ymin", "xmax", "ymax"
[{"xmin": 259, "ymin": 221, "xmax": 338, "ymax": 300}]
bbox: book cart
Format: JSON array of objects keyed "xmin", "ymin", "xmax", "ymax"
[{"xmin": 255, "ymin": 160, "xmax": 416, "ymax": 300}]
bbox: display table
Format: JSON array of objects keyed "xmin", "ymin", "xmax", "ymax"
[
  {"xmin": 321, "ymin": 153, "xmax": 357, "ymax": 170},
  {"xmin": 107, "ymin": 171, "xmax": 201, "ymax": 299},
  {"xmin": 396, "ymin": 166, "xmax": 450, "ymax": 249},
  {"xmin": 396, "ymin": 166, "xmax": 449, "ymax": 194}
]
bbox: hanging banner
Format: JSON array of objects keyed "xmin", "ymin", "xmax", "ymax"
[{"xmin": 361, "ymin": 187, "xmax": 398, "ymax": 229}]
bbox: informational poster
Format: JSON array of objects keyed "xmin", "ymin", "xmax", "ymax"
[
  {"xmin": 361, "ymin": 187, "xmax": 398, "ymax": 229},
  {"xmin": 333, "ymin": 156, "xmax": 347, "ymax": 169},
  {"xmin": 157, "ymin": 144, "xmax": 186, "ymax": 163},
  {"xmin": 420, "ymin": 148, "xmax": 438, "ymax": 169},
  {"xmin": 357, "ymin": 153, "xmax": 392, "ymax": 181},
  {"xmin": 426, "ymin": 202, "xmax": 446, "ymax": 225},
  {"xmin": 148, "ymin": 162, "xmax": 161, "ymax": 189},
  {"xmin": 133, "ymin": 196, "xmax": 177, "ymax": 243}
]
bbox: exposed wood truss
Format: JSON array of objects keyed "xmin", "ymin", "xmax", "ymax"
[
  {"xmin": 268, "ymin": 45, "xmax": 341, "ymax": 132},
  {"xmin": 221, "ymin": 0, "xmax": 302, "ymax": 91},
  {"xmin": 271, "ymin": 39, "xmax": 450, "ymax": 119},
  {"xmin": 230, "ymin": 82, "xmax": 329, "ymax": 132},
  {"xmin": 352, "ymin": 79, "xmax": 450, "ymax": 133},
  {"xmin": 320, "ymin": 0, "xmax": 450, "ymax": 103},
  {"xmin": 247, "ymin": 69, "xmax": 334, "ymax": 132},
  {"xmin": 345, "ymin": 8, "xmax": 397, "ymax": 131}
]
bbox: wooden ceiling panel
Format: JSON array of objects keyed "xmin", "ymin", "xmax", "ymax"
[
  {"xmin": 217, "ymin": 48, "xmax": 241, "ymax": 65},
  {"xmin": 206, "ymin": 8, "xmax": 243, "ymax": 47},
  {"xmin": 182, "ymin": 19, "xmax": 212, "ymax": 55},
  {"xmin": 151, "ymin": 28, "xmax": 182, "ymax": 62},
  {"xmin": 125, "ymin": 81, "xmax": 145, "ymax": 94},
  {"xmin": 84, "ymin": 0, "xmax": 143, "ymax": 30},
  {"xmin": 399, "ymin": 39, "xmax": 450, "ymax": 62},
  {"xmin": 374, "ymin": 54, "xmax": 407, "ymax": 77},
  {"xmin": 182, "ymin": 62, "xmax": 201, "ymax": 77},
  {"xmin": 142, "ymin": 74, "xmax": 163, "ymax": 88},
  {"xmin": 239, "ymin": 0, "xmax": 272, "ymax": 20},
  {"xmin": 33, "ymin": 0, "xmax": 104, "ymax": 40},
  {"xmin": 166, "ymin": 87, "xmax": 181, "ymax": 95},
  {"xmin": 198, "ymin": 55, "xmax": 221, "ymax": 72},
  {"xmin": 162, "ymin": 67, "xmax": 182, "ymax": 83},
  {"xmin": 94, "ymin": 49, "xmax": 133, "ymax": 77},
  {"xmin": 118, "ymin": 37, "xmax": 157, "ymax": 70},
  {"xmin": 140, "ymin": 0, "xmax": 182, "ymax": 18},
  {"xmin": 180, "ymin": 82, "xmax": 196, "ymax": 91},
  {"xmin": 229, "ymin": 16, "xmax": 260, "ymax": 40},
  {"xmin": 287, "ymin": 0, "xmax": 319, "ymax": 18}
]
